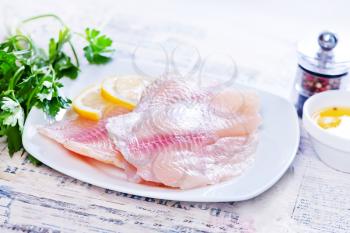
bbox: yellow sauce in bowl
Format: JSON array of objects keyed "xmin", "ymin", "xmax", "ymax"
[{"xmin": 314, "ymin": 107, "xmax": 350, "ymax": 139}]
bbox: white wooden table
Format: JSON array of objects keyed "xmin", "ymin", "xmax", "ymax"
[{"xmin": 1, "ymin": 0, "xmax": 350, "ymax": 232}]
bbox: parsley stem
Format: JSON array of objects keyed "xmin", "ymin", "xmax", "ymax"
[
  {"xmin": 20, "ymin": 14, "xmax": 66, "ymax": 27},
  {"xmin": 10, "ymin": 35, "xmax": 33, "ymax": 51},
  {"xmin": 68, "ymin": 41, "xmax": 80, "ymax": 68},
  {"xmin": 25, "ymin": 76, "xmax": 44, "ymax": 115},
  {"xmin": 73, "ymin": 32, "xmax": 85, "ymax": 39},
  {"xmin": 8, "ymin": 66, "xmax": 25, "ymax": 91}
]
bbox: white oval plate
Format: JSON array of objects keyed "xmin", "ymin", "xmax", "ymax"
[{"xmin": 23, "ymin": 57, "xmax": 300, "ymax": 202}]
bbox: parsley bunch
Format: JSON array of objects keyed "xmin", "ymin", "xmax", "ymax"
[{"xmin": 0, "ymin": 14, "xmax": 114, "ymax": 163}]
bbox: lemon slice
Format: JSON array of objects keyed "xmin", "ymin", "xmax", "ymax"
[
  {"xmin": 101, "ymin": 75, "xmax": 149, "ymax": 110},
  {"xmin": 72, "ymin": 85, "xmax": 109, "ymax": 121}
]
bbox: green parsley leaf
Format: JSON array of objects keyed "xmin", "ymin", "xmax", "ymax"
[
  {"xmin": 53, "ymin": 53, "xmax": 79, "ymax": 79},
  {"xmin": 0, "ymin": 95, "xmax": 25, "ymax": 130},
  {"xmin": 0, "ymin": 51, "xmax": 18, "ymax": 92},
  {"xmin": 0, "ymin": 51, "xmax": 17, "ymax": 77},
  {"xmin": 83, "ymin": 28, "xmax": 114, "ymax": 64},
  {"xmin": 36, "ymin": 95, "xmax": 71, "ymax": 117},
  {"xmin": 6, "ymin": 125, "xmax": 23, "ymax": 156}
]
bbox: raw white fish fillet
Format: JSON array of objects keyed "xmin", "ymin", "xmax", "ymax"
[
  {"xmin": 39, "ymin": 106, "xmax": 129, "ymax": 168},
  {"xmin": 107, "ymin": 78, "xmax": 261, "ymax": 189}
]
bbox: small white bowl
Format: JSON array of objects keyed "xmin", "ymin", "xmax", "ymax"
[{"xmin": 303, "ymin": 90, "xmax": 350, "ymax": 173}]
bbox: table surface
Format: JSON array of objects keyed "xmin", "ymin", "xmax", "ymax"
[{"xmin": 1, "ymin": 0, "xmax": 350, "ymax": 232}]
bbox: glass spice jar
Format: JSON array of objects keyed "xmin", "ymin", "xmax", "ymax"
[{"xmin": 293, "ymin": 31, "xmax": 350, "ymax": 117}]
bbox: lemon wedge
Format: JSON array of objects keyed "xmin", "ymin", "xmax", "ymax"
[
  {"xmin": 72, "ymin": 85, "xmax": 110, "ymax": 121},
  {"xmin": 101, "ymin": 75, "xmax": 149, "ymax": 110}
]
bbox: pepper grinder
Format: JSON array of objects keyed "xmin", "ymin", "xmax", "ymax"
[{"xmin": 293, "ymin": 31, "xmax": 350, "ymax": 117}]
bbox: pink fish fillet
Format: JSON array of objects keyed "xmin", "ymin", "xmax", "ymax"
[
  {"xmin": 38, "ymin": 106, "xmax": 130, "ymax": 169},
  {"xmin": 107, "ymin": 78, "xmax": 261, "ymax": 189}
]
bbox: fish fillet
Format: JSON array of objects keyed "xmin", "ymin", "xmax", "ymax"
[
  {"xmin": 107, "ymin": 78, "xmax": 261, "ymax": 189},
  {"xmin": 39, "ymin": 106, "xmax": 129, "ymax": 168}
]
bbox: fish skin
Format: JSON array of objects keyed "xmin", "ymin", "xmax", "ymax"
[{"xmin": 107, "ymin": 78, "xmax": 261, "ymax": 189}]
